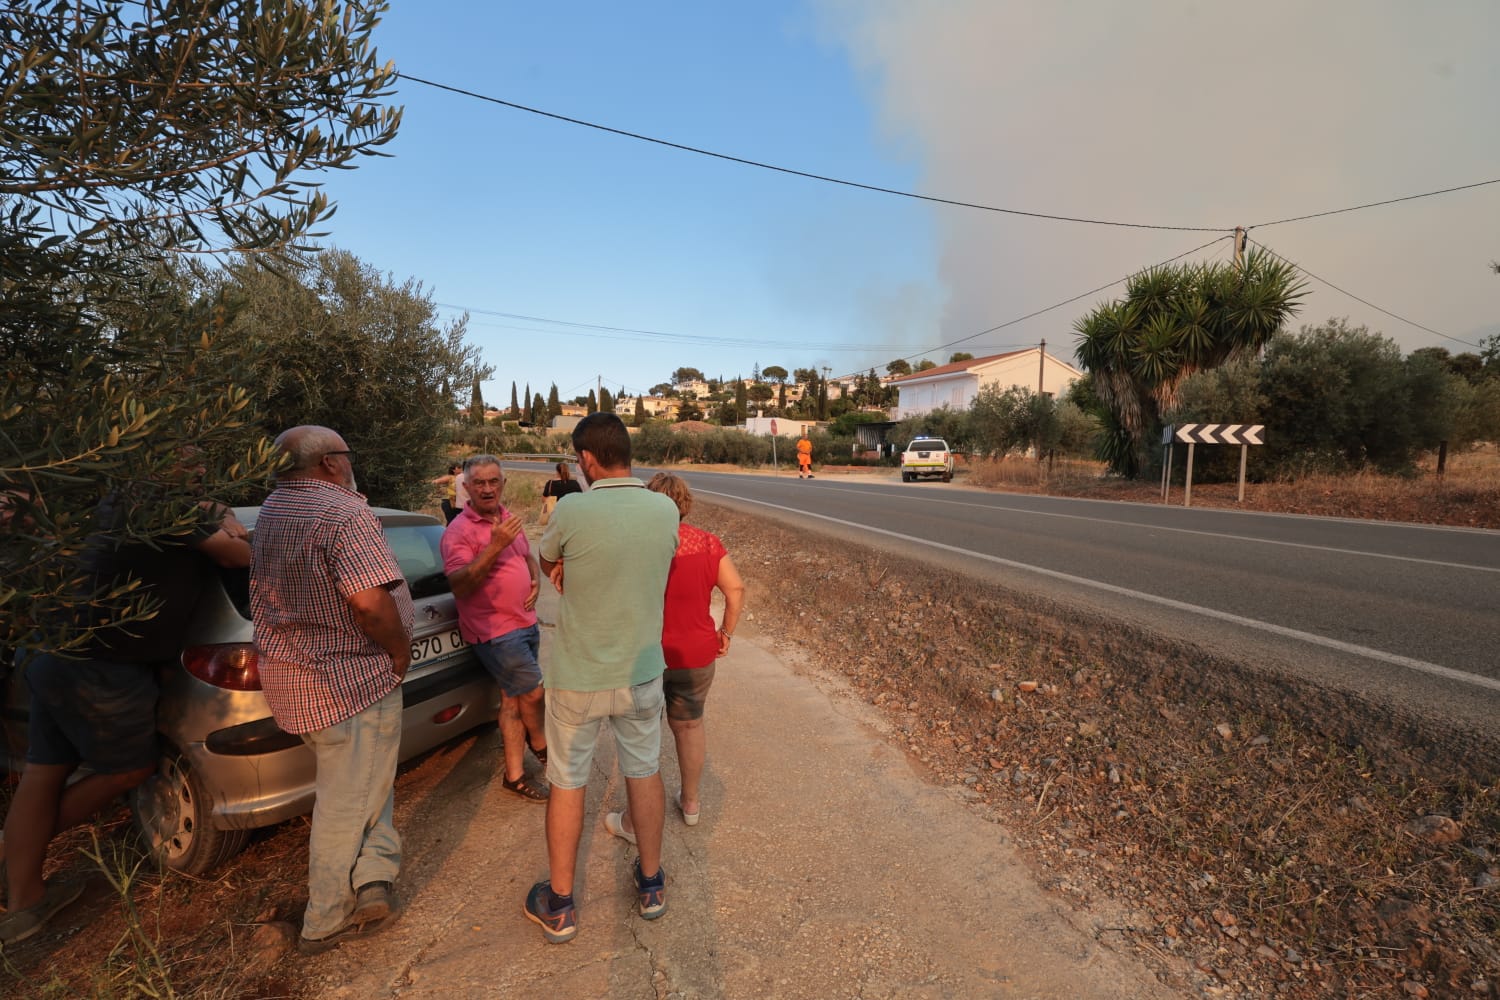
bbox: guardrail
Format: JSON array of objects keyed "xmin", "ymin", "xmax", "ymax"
[{"xmin": 499, "ymin": 453, "xmax": 573, "ymax": 464}]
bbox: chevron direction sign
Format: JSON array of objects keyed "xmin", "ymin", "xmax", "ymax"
[{"xmin": 1174, "ymin": 423, "xmax": 1264, "ymax": 446}]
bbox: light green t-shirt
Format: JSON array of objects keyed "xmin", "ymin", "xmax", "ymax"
[{"xmin": 537, "ymin": 476, "xmax": 680, "ymax": 691}]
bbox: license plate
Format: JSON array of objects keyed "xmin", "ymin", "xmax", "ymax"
[{"xmin": 410, "ymin": 629, "xmax": 466, "ymax": 667}]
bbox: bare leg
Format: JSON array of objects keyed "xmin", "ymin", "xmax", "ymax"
[
  {"xmin": 4, "ymin": 762, "xmax": 152, "ymax": 910},
  {"xmin": 624, "ymin": 772, "xmax": 665, "ymax": 878},
  {"xmin": 667, "ymin": 715, "xmax": 706, "ymax": 815},
  {"xmin": 518, "ymin": 687, "xmax": 546, "ymax": 757},
  {"xmin": 498, "ymin": 694, "xmax": 525, "ymax": 782},
  {"xmin": 544, "ymin": 785, "xmax": 586, "ymax": 896}
]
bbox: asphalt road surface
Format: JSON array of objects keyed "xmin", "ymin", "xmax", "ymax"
[{"xmin": 642, "ymin": 468, "xmax": 1500, "ymax": 739}]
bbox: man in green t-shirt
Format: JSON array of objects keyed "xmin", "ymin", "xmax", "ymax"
[{"xmin": 526, "ymin": 413, "xmax": 679, "ymax": 943}]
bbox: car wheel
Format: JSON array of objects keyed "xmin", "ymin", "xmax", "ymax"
[
  {"xmin": 942, "ymin": 471, "xmax": 952, "ymax": 482},
  {"xmin": 901, "ymin": 471, "xmax": 911, "ymax": 482},
  {"xmin": 131, "ymin": 751, "xmax": 250, "ymax": 876}
]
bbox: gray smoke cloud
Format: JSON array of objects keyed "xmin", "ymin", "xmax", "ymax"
[{"xmin": 816, "ymin": 0, "xmax": 1500, "ymax": 361}]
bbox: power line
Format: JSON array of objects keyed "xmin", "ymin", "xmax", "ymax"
[
  {"xmin": 437, "ymin": 302, "xmax": 954, "ymax": 353},
  {"xmin": 1248, "ymin": 238, "xmax": 1479, "ymax": 349},
  {"xmin": 1249, "ymin": 177, "xmax": 1500, "ymax": 230},
  {"xmin": 889, "ymin": 235, "xmax": 1233, "ymax": 372},
  {"xmin": 396, "ymin": 72, "xmax": 1229, "ymax": 233}
]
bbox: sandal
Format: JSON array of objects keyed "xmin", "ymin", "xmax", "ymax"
[
  {"xmin": 529, "ymin": 744, "xmax": 548, "ymax": 769},
  {"xmin": 502, "ymin": 774, "xmax": 549, "ymax": 802}
]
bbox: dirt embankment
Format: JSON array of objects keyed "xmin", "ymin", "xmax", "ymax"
[{"xmin": 699, "ymin": 501, "xmax": 1500, "ymax": 1000}]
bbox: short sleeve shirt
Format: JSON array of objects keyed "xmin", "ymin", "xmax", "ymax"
[
  {"xmin": 661, "ymin": 523, "xmax": 727, "ymax": 670},
  {"xmin": 441, "ymin": 503, "xmax": 536, "ymax": 644},
  {"xmin": 250, "ymin": 478, "xmax": 414, "ymax": 734},
  {"xmin": 537, "ymin": 477, "xmax": 678, "ymax": 692}
]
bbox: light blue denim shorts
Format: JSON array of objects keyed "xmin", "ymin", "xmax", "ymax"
[{"xmin": 544, "ymin": 676, "xmax": 664, "ymax": 789}]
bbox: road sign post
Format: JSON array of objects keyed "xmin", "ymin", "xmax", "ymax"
[{"xmin": 1172, "ymin": 424, "xmax": 1264, "ymax": 507}]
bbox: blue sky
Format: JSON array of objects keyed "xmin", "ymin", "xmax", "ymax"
[{"xmin": 321, "ymin": 1, "xmax": 1500, "ymax": 407}]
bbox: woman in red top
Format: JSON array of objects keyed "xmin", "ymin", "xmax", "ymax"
[{"xmin": 606, "ymin": 473, "xmax": 744, "ymax": 842}]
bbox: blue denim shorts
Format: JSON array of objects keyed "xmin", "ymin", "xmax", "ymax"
[
  {"xmin": 23, "ymin": 651, "xmax": 160, "ymax": 772},
  {"xmin": 544, "ymin": 676, "xmax": 664, "ymax": 789},
  {"xmin": 473, "ymin": 623, "xmax": 542, "ymax": 697}
]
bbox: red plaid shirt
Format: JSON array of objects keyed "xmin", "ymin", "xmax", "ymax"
[{"xmin": 250, "ymin": 478, "xmax": 413, "ymax": 734}]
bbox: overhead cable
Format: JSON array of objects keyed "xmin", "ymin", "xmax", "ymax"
[
  {"xmin": 396, "ymin": 72, "xmax": 1228, "ymax": 233},
  {"xmin": 1248, "ymin": 239, "xmax": 1478, "ymax": 349},
  {"xmin": 888, "ymin": 235, "xmax": 1234, "ymax": 371},
  {"xmin": 1249, "ymin": 177, "xmax": 1500, "ymax": 230}
]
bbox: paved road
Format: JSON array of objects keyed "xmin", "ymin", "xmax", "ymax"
[{"xmin": 647, "ymin": 469, "xmax": 1500, "ymax": 737}]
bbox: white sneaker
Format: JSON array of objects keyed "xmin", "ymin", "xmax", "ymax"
[{"xmin": 603, "ymin": 811, "xmax": 637, "ymax": 845}]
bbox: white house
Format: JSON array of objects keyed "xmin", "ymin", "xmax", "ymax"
[
  {"xmin": 887, "ymin": 348, "xmax": 1082, "ymax": 420},
  {"xmin": 744, "ymin": 414, "xmax": 815, "ymax": 438}
]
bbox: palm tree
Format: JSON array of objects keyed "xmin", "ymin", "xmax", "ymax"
[{"xmin": 1074, "ymin": 250, "xmax": 1305, "ymax": 477}]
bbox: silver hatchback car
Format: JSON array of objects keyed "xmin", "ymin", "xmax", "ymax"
[{"xmin": 2, "ymin": 506, "xmax": 499, "ymax": 875}]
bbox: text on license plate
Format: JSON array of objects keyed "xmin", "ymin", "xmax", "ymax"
[{"xmin": 411, "ymin": 629, "xmax": 466, "ymax": 665}]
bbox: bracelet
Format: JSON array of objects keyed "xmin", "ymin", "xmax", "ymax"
[{"xmin": 718, "ymin": 627, "xmax": 733, "ymax": 638}]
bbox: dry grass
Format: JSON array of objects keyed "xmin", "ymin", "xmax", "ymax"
[{"xmin": 712, "ymin": 505, "xmax": 1500, "ymax": 998}]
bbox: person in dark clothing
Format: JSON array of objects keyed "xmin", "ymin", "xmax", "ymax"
[{"xmin": 0, "ymin": 490, "xmax": 249, "ymax": 945}]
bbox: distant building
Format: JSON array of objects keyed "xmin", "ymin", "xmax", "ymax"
[
  {"xmin": 888, "ymin": 348, "xmax": 1082, "ymax": 420},
  {"xmin": 744, "ymin": 414, "xmax": 816, "ymax": 438}
]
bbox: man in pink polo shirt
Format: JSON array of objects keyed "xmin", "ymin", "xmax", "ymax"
[{"xmin": 440, "ymin": 455, "xmax": 548, "ymax": 801}]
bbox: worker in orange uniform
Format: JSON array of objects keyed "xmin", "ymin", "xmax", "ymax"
[{"xmin": 796, "ymin": 432, "xmax": 813, "ymax": 480}]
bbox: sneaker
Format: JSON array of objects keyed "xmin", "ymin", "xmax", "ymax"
[
  {"xmin": 603, "ymin": 811, "xmax": 637, "ymax": 845},
  {"xmin": 676, "ymin": 792, "xmax": 700, "ymax": 827},
  {"xmin": 523, "ymin": 881, "xmax": 577, "ymax": 943},
  {"xmin": 632, "ymin": 858, "xmax": 666, "ymax": 920},
  {"xmin": 352, "ymin": 880, "xmax": 394, "ymax": 923},
  {"xmin": 0, "ymin": 878, "xmax": 84, "ymax": 946}
]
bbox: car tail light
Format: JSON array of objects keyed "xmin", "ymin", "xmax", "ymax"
[
  {"xmin": 431, "ymin": 705, "xmax": 464, "ymax": 725},
  {"xmin": 183, "ymin": 643, "xmax": 262, "ymax": 691}
]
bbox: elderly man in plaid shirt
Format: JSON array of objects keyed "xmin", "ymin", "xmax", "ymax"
[{"xmin": 250, "ymin": 425, "xmax": 413, "ymax": 955}]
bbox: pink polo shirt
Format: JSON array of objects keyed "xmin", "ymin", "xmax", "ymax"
[{"xmin": 440, "ymin": 504, "xmax": 537, "ymax": 644}]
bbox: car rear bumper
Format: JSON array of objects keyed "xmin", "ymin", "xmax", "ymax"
[{"xmin": 189, "ymin": 658, "xmax": 500, "ymax": 831}]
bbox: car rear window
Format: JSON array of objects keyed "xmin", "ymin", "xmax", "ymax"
[
  {"xmin": 221, "ymin": 520, "xmax": 454, "ymax": 619},
  {"xmin": 910, "ymin": 440, "xmax": 946, "ymax": 451},
  {"xmin": 386, "ymin": 523, "xmax": 453, "ymax": 599}
]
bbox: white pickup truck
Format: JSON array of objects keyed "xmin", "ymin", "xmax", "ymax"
[{"xmin": 900, "ymin": 438, "xmax": 954, "ymax": 482}]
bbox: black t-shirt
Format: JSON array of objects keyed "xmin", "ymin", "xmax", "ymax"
[
  {"xmin": 542, "ymin": 479, "xmax": 583, "ymax": 500},
  {"xmin": 79, "ymin": 494, "xmax": 219, "ymax": 663}
]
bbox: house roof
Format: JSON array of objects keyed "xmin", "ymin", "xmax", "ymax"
[{"xmin": 886, "ymin": 349, "xmax": 1031, "ymax": 384}]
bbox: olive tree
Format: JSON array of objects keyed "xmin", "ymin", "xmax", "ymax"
[{"xmin": 1, "ymin": 1, "xmax": 401, "ymax": 651}]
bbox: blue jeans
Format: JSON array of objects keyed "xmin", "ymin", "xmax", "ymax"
[{"xmin": 298, "ymin": 687, "xmax": 403, "ymax": 940}]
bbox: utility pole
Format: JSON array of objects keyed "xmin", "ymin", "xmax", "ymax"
[
  {"xmin": 1037, "ymin": 338, "xmax": 1046, "ymax": 396},
  {"xmin": 1036, "ymin": 340, "xmax": 1046, "ymax": 465},
  {"xmin": 1233, "ymin": 226, "xmax": 1246, "ymax": 270}
]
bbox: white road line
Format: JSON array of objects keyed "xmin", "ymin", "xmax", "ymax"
[
  {"xmin": 699, "ymin": 489, "xmax": 1500, "ymax": 695},
  {"xmin": 711, "ymin": 479, "xmax": 1500, "ymax": 575}
]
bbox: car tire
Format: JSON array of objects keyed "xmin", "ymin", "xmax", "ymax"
[
  {"xmin": 131, "ymin": 750, "xmax": 250, "ymax": 876},
  {"xmin": 901, "ymin": 471, "xmax": 912, "ymax": 482},
  {"xmin": 942, "ymin": 471, "xmax": 952, "ymax": 482}
]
